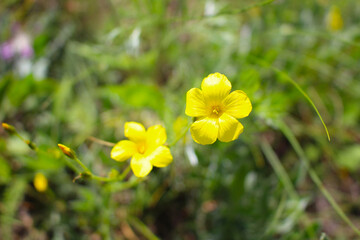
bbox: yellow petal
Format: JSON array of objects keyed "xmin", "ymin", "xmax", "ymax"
[
  {"xmin": 149, "ymin": 146, "xmax": 173, "ymax": 168},
  {"xmin": 130, "ymin": 154, "xmax": 153, "ymax": 177},
  {"xmin": 223, "ymin": 90, "xmax": 252, "ymax": 119},
  {"xmin": 190, "ymin": 117, "xmax": 219, "ymax": 145},
  {"xmin": 146, "ymin": 125, "xmax": 167, "ymax": 150},
  {"xmin": 111, "ymin": 140, "xmax": 137, "ymax": 161},
  {"xmin": 201, "ymin": 73, "xmax": 232, "ymax": 102},
  {"xmin": 124, "ymin": 122, "xmax": 146, "ymax": 142},
  {"xmin": 218, "ymin": 113, "xmax": 244, "ymax": 142},
  {"xmin": 185, "ymin": 88, "xmax": 207, "ymax": 117}
]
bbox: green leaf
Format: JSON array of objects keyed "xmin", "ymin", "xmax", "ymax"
[
  {"xmin": 100, "ymin": 83, "xmax": 165, "ymax": 113},
  {"xmin": 6, "ymin": 75, "xmax": 34, "ymax": 107},
  {"xmin": 336, "ymin": 145, "xmax": 360, "ymax": 172},
  {"xmin": 0, "ymin": 74, "xmax": 12, "ymax": 107},
  {"xmin": 0, "ymin": 156, "xmax": 11, "ymax": 184},
  {"xmin": 0, "ymin": 178, "xmax": 27, "ymax": 239},
  {"xmin": 24, "ymin": 148, "xmax": 64, "ymax": 171}
]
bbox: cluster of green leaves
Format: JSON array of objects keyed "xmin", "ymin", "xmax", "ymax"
[{"xmin": 1, "ymin": 0, "xmax": 360, "ymax": 239}]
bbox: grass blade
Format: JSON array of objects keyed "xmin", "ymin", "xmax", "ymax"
[{"xmin": 251, "ymin": 56, "xmax": 331, "ymax": 141}]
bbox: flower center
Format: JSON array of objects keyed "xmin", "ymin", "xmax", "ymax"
[
  {"xmin": 210, "ymin": 105, "xmax": 223, "ymax": 118},
  {"xmin": 137, "ymin": 142, "xmax": 146, "ymax": 154}
]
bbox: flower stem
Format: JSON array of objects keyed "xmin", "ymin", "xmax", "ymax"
[
  {"xmin": 90, "ymin": 174, "xmax": 111, "ymax": 182},
  {"xmin": 89, "ymin": 165, "xmax": 131, "ymax": 182},
  {"xmin": 72, "ymin": 154, "xmax": 91, "ymax": 173},
  {"xmin": 87, "ymin": 136, "xmax": 115, "ymax": 147},
  {"xmin": 169, "ymin": 124, "xmax": 191, "ymax": 147},
  {"xmin": 2, "ymin": 123, "xmax": 38, "ymax": 151},
  {"xmin": 118, "ymin": 165, "xmax": 131, "ymax": 181},
  {"xmin": 127, "ymin": 216, "xmax": 160, "ymax": 240},
  {"xmin": 261, "ymin": 140, "xmax": 297, "ymax": 199}
]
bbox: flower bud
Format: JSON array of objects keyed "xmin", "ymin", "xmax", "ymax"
[
  {"xmin": 26, "ymin": 140, "xmax": 37, "ymax": 150},
  {"xmin": 58, "ymin": 144, "xmax": 76, "ymax": 159},
  {"xmin": 2, "ymin": 123, "xmax": 17, "ymax": 135}
]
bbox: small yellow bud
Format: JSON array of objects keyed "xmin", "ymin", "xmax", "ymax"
[
  {"xmin": 2, "ymin": 123, "xmax": 17, "ymax": 135},
  {"xmin": 25, "ymin": 140, "xmax": 37, "ymax": 150},
  {"xmin": 34, "ymin": 173, "xmax": 48, "ymax": 192},
  {"xmin": 58, "ymin": 144, "xmax": 76, "ymax": 159},
  {"xmin": 326, "ymin": 6, "xmax": 343, "ymax": 31}
]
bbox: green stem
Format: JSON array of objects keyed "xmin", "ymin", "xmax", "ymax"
[
  {"xmin": 90, "ymin": 165, "xmax": 131, "ymax": 182},
  {"xmin": 105, "ymin": 177, "xmax": 143, "ymax": 192},
  {"xmin": 127, "ymin": 216, "xmax": 160, "ymax": 240},
  {"xmin": 73, "ymin": 155, "xmax": 91, "ymax": 173},
  {"xmin": 261, "ymin": 140, "xmax": 316, "ymax": 238},
  {"xmin": 265, "ymin": 193, "xmax": 287, "ymax": 235},
  {"xmin": 217, "ymin": 0, "xmax": 274, "ymax": 16},
  {"xmin": 90, "ymin": 174, "xmax": 111, "ymax": 182},
  {"xmin": 12, "ymin": 132, "xmax": 38, "ymax": 151},
  {"xmin": 88, "ymin": 136, "xmax": 115, "ymax": 147},
  {"xmin": 261, "ymin": 141, "xmax": 297, "ymax": 199},
  {"xmin": 169, "ymin": 124, "xmax": 191, "ymax": 148},
  {"xmin": 118, "ymin": 165, "xmax": 131, "ymax": 181},
  {"xmin": 278, "ymin": 120, "xmax": 360, "ymax": 236}
]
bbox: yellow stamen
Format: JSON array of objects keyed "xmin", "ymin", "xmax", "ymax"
[
  {"xmin": 137, "ymin": 142, "xmax": 146, "ymax": 154},
  {"xmin": 211, "ymin": 105, "xmax": 222, "ymax": 117}
]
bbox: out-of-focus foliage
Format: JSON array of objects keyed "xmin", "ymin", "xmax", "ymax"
[{"xmin": 1, "ymin": 0, "xmax": 360, "ymax": 239}]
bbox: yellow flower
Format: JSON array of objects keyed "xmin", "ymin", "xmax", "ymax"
[
  {"xmin": 185, "ymin": 73, "xmax": 252, "ymax": 145},
  {"xmin": 34, "ymin": 173, "xmax": 48, "ymax": 192},
  {"xmin": 111, "ymin": 122, "xmax": 173, "ymax": 177},
  {"xmin": 326, "ymin": 6, "xmax": 343, "ymax": 31}
]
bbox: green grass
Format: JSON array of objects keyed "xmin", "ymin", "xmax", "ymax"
[{"xmin": 1, "ymin": 0, "xmax": 360, "ymax": 239}]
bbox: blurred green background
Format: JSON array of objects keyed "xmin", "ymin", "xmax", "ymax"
[{"xmin": 1, "ymin": 0, "xmax": 360, "ymax": 239}]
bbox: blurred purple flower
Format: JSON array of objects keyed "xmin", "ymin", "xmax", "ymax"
[
  {"xmin": 0, "ymin": 42, "xmax": 14, "ymax": 60},
  {"xmin": 1, "ymin": 30, "xmax": 34, "ymax": 60},
  {"xmin": 20, "ymin": 44, "xmax": 34, "ymax": 58}
]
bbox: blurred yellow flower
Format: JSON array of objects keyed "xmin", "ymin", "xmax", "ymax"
[
  {"xmin": 34, "ymin": 173, "xmax": 48, "ymax": 192},
  {"xmin": 185, "ymin": 73, "xmax": 252, "ymax": 145},
  {"xmin": 111, "ymin": 122, "xmax": 173, "ymax": 177},
  {"xmin": 326, "ymin": 6, "xmax": 343, "ymax": 31}
]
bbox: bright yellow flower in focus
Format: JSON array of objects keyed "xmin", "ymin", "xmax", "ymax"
[
  {"xmin": 185, "ymin": 73, "xmax": 252, "ymax": 145},
  {"xmin": 111, "ymin": 122, "xmax": 173, "ymax": 178},
  {"xmin": 34, "ymin": 173, "xmax": 48, "ymax": 192}
]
